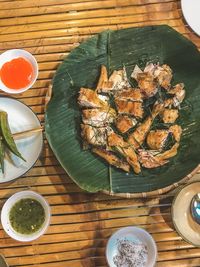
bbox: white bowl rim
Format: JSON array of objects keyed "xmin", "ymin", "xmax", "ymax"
[
  {"xmin": 172, "ymin": 181, "xmax": 200, "ymax": 247},
  {"xmin": 0, "ymin": 49, "xmax": 38, "ymax": 94},
  {"xmin": 1, "ymin": 190, "xmax": 51, "ymax": 242},
  {"xmin": 106, "ymin": 226, "xmax": 157, "ymax": 267}
]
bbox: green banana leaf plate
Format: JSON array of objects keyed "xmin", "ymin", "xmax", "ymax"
[{"xmin": 45, "ymin": 25, "xmax": 200, "ymax": 195}]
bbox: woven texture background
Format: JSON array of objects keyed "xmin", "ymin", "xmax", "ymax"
[{"xmin": 0, "ymin": 1, "xmax": 200, "ymax": 266}]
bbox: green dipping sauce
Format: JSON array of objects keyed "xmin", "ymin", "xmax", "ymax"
[{"xmin": 9, "ymin": 198, "xmax": 45, "ymax": 235}]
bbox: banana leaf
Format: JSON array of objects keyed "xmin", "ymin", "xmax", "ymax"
[{"xmin": 45, "ymin": 25, "xmax": 200, "ymax": 193}]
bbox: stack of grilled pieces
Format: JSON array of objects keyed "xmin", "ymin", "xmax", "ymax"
[{"xmin": 78, "ymin": 63, "xmax": 185, "ymax": 174}]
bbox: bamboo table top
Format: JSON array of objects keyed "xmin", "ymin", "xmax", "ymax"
[{"xmin": 0, "ymin": 0, "xmax": 200, "ymax": 266}]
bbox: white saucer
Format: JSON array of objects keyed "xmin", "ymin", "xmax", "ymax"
[
  {"xmin": 0, "ymin": 97, "xmax": 43, "ymax": 183},
  {"xmin": 181, "ymin": 0, "xmax": 200, "ymax": 36},
  {"xmin": 172, "ymin": 182, "xmax": 200, "ymax": 246}
]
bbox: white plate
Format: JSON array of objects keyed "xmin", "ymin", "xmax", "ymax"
[
  {"xmin": 0, "ymin": 97, "xmax": 43, "ymax": 183},
  {"xmin": 172, "ymin": 182, "xmax": 200, "ymax": 246},
  {"xmin": 181, "ymin": 0, "xmax": 200, "ymax": 36},
  {"xmin": 106, "ymin": 226, "xmax": 157, "ymax": 267}
]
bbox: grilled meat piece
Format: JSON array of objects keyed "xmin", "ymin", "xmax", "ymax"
[
  {"xmin": 121, "ymin": 147, "xmax": 141, "ymax": 174},
  {"xmin": 169, "ymin": 125, "xmax": 182, "ymax": 142},
  {"xmin": 128, "ymin": 102, "xmax": 164, "ymax": 148},
  {"xmin": 81, "ymin": 124, "xmax": 111, "ymax": 146},
  {"xmin": 78, "ymin": 88, "xmax": 108, "ymax": 108},
  {"xmin": 138, "ymin": 142, "xmax": 179, "ymax": 169},
  {"xmin": 97, "ymin": 67, "xmax": 131, "ymax": 93},
  {"xmin": 137, "ymin": 72, "xmax": 158, "ymax": 98},
  {"xmin": 115, "ymin": 115, "xmax": 137, "ymax": 134},
  {"xmin": 107, "ymin": 132, "xmax": 127, "ymax": 148},
  {"xmin": 162, "ymin": 108, "xmax": 179, "ymax": 123},
  {"xmin": 146, "ymin": 129, "xmax": 169, "ymax": 150},
  {"xmin": 131, "ymin": 65, "xmax": 143, "ymax": 80},
  {"xmin": 115, "ymin": 88, "xmax": 143, "ymax": 102},
  {"xmin": 132, "ymin": 63, "xmax": 172, "ymax": 92},
  {"xmin": 82, "ymin": 108, "xmax": 116, "ymax": 127},
  {"xmin": 96, "ymin": 65, "xmax": 108, "ymax": 91},
  {"xmin": 168, "ymin": 83, "xmax": 184, "ymax": 95},
  {"xmin": 156, "ymin": 142, "xmax": 179, "ymax": 161},
  {"xmin": 168, "ymin": 83, "xmax": 186, "ymax": 107},
  {"xmin": 138, "ymin": 150, "xmax": 168, "ymax": 168},
  {"xmin": 115, "ymin": 99, "xmax": 144, "ymax": 118},
  {"xmin": 107, "ymin": 132, "xmax": 141, "ymax": 174},
  {"xmin": 92, "ymin": 147, "xmax": 130, "ymax": 172},
  {"xmin": 154, "ymin": 64, "xmax": 172, "ymax": 90}
]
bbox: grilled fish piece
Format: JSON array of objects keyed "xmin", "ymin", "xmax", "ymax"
[
  {"xmin": 121, "ymin": 147, "xmax": 141, "ymax": 173},
  {"xmin": 115, "ymin": 99, "xmax": 144, "ymax": 118},
  {"xmin": 168, "ymin": 83, "xmax": 184, "ymax": 95},
  {"xmin": 146, "ymin": 129, "xmax": 169, "ymax": 150},
  {"xmin": 169, "ymin": 125, "xmax": 182, "ymax": 142},
  {"xmin": 132, "ymin": 63, "xmax": 172, "ymax": 92},
  {"xmin": 107, "ymin": 132, "xmax": 141, "ymax": 174},
  {"xmin": 162, "ymin": 108, "xmax": 179, "ymax": 123},
  {"xmin": 115, "ymin": 115, "xmax": 137, "ymax": 134},
  {"xmin": 96, "ymin": 65, "xmax": 108, "ymax": 91},
  {"xmin": 81, "ymin": 124, "xmax": 111, "ymax": 146},
  {"xmin": 97, "ymin": 67, "xmax": 131, "ymax": 93},
  {"xmin": 156, "ymin": 142, "xmax": 179, "ymax": 161},
  {"xmin": 138, "ymin": 149, "xmax": 168, "ymax": 168},
  {"xmin": 92, "ymin": 147, "xmax": 130, "ymax": 172},
  {"xmin": 137, "ymin": 72, "xmax": 158, "ymax": 98},
  {"xmin": 141, "ymin": 124, "xmax": 181, "ymax": 152},
  {"xmin": 128, "ymin": 102, "xmax": 164, "ymax": 148},
  {"xmin": 107, "ymin": 132, "xmax": 127, "ymax": 148},
  {"xmin": 131, "ymin": 65, "xmax": 143, "ymax": 80},
  {"xmin": 154, "ymin": 64, "xmax": 172, "ymax": 90},
  {"xmin": 162, "ymin": 84, "xmax": 185, "ymax": 109},
  {"xmin": 82, "ymin": 108, "xmax": 116, "ymax": 127},
  {"xmin": 169, "ymin": 83, "xmax": 186, "ymax": 107},
  {"xmin": 138, "ymin": 142, "xmax": 179, "ymax": 169},
  {"xmin": 78, "ymin": 87, "xmax": 108, "ymax": 108},
  {"xmin": 115, "ymin": 88, "xmax": 143, "ymax": 102}
]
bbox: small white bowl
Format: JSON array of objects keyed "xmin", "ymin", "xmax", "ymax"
[
  {"xmin": 106, "ymin": 226, "xmax": 157, "ymax": 267},
  {"xmin": 1, "ymin": 191, "xmax": 50, "ymax": 242},
  {"xmin": 0, "ymin": 49, "xmax": 38, "ymax": 94}
]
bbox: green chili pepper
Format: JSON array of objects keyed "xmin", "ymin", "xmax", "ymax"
[
  {"xmin": 0, "ymin": 111, "xmax": 26, "ymax": 162},
  {"xmin": 0, "ymin": 138, "xmax": 5, "ymax": 173}
]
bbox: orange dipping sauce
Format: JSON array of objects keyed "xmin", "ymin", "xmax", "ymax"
[{"xmin": 0, "ymin": 57, "xmax": 33, "ymax": 90}]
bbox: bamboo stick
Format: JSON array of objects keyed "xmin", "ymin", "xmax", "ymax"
[{"xmin": 13, "ymin": 127, "xmax": 43, "ymax": 139}]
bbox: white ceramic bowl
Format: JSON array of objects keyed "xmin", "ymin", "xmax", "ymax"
[
  {"xmin": 172, "ymin": 181, "xmax": 200, "ymax": 246},
  {"xmin": 1, "ymin": 191, "xmax": 51, "ymax": 242},
  {"xmin": 181, "ymin": 0, "xmax": 200, "ymax": 36},
  {"xmin": 0, "ymin": 49, "xmax": 38, "ymax": 94},
  {"xmin": 106, "ymin": 226, "xmax": 157, "ymax": 267}
]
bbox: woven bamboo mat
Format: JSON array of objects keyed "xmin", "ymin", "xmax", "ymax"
[{"xmin": 0, "ymin": 0, "xmax": 200, "ymax": 266}]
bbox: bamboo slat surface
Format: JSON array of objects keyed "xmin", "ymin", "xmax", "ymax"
[{"xmin": 0, "ymin": 0, "xmax": 200, "ymax": 266}]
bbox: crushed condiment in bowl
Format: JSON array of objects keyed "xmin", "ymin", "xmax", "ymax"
[
  {"xmin": 106, "ymin": 226, "xmax": 157, "ymax": 267},
  {"xmin": 113, "ymin": 238, "xmax": 148, "ymax": 267}
]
